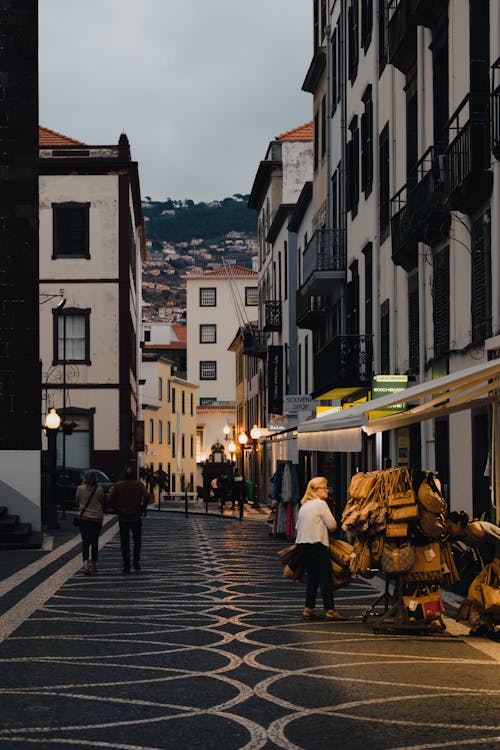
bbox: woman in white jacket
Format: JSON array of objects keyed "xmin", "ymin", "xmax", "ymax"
[{"xmin": 295, "ymin": 476, "xmax": 346, "ymax": 621}]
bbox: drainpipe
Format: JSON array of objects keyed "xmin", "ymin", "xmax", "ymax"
[
  {"xmin": 417, "ymin": 25, "xmax": 430, "ymax": 469},
  {"xmin": 373, "ymin": 2, "xmax": 381, "ymax": 468},
  {"xmin": 326, "ymin": 23, "xmax": 332, "ymax": 230}
]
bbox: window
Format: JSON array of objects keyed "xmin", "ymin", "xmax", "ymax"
[
  {"xmin": 361, "ymin": 0, "xmax": 373, "ymax": 52},
  {"xmin": 52, "ymin": 202, "xmax": 90, "ymax": 258},
  {"xmin": 190, "ymin": 435, "xmax": 194, "ymax": 458},
  {"xmin": 181, "ymin": 434, "xmax": 185, "ymax": 458},
  {"xmin": 245, "ymin": 287, "xmax": 258, "ymax": 306},
  {"xmin": 53, "ymin": 308, "xmax": 90, "ymax": 364},
  {"xmin": 172, "ymin": 432, "xmax": 176, "ymax": 458},
  {"xmin": 380, "ymin": 299, "xmax": 390, "ymax": 374},
  {"xmin": 379, "ymin": 124, "xmax": 390, "ymax": 239},
  {"xmin": 348, "ymin": 0, "xmax": 359, "ymax": 83},
  {"xmin": 471, "ymin": 217, "xmax": 492, "ymax": 345},
  {"xmin": 347, "ymin": 116, "xmax": 360, "ymax": 215},
  {"xmin": 200, "ymin": 324, "xmax": 216, "ymax": 343},
  {"xmin": 378, "ymin": 0, "xmax": 389, "ymax": 71},
  {"xmin": 363, "ymin": 243, "xmax": 373, "ymax": 336},
  {"xmin": 331, "ymin": 28, "xmax": 338, "ymax": 115},
  {"xmin": 321, "ymin": 95, "xmax": 327, "ymax": 158},
  {"xmin": 408, "ymin": 272, "xmax": 419, "ymax": 373},
  {"xmin": 144, "ymin": 329, "xmax": 151, "ymax": 342},
  {"xmin": 361, "ymin": 85, "xmax": 373, "ymax": 197},
  {"xmin": 347, "ymin": 261, "xmax": 360, "ymax": 335},
  {"xmin": 433, "ymin": 247, "xmax": 450, "ymax": 359},
  {"xmin": 149, "ymin": 419, "xmax": 154, "ymax": 444},
  {"xmin": 200, "ymin": 361, "xmax": 216, "ymax": 380},
  {"xmin": 168, "ymin": 421, "xmax": 171, "ymax": 445},
  {"xmin": 200, "ymin": 397, "xmax": 216, "ymax": 405},
  {"xmin": 172, "ymin": 387, "xmax": 176, "ymax": 413},
  {"xmin": 158, "ymin": 420, "xmax": 163, "ymax": 444},
  {"xmin": 199, "ymin": 287, "xmax": 216, "ymax": 306},
  {"xmin": 190, "ymin": 393, "xmax": 194, "ymax": 415},
  {"xmin": 158, "ymin": 377, "xmax": 163, "ymax": 400},
  {"xmin": 181, "ymin": 390, "xmax": 185, "ymax": 414}
]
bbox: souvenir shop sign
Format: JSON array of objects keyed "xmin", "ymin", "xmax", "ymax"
[
  {"xmin": 284, "ymin": 394, "xmax": 317, "ymax": 414},
  {"xmin": 268, "ymin": 346, "xmax": 283, "ymax": 415},
  {"xmin": 369, "ymin": 374, "xmax": 408, "ymax": 420}
]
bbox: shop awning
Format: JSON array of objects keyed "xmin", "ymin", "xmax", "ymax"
[{"xmin": 297, "ymin": 357, "xmax": 500, "ymax": 452}]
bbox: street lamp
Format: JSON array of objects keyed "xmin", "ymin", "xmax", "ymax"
[
  {"xmin": 223, "ymin": 423, "xmax": 231, "ymax": 440},
  {"xmin": 238, "ymin": 431, "xmax": 248, "ymax": 504},
  {"xmin": 249, "ymin": 424, "xmax": 261, "ymax": 508},
  {"xmin": 43, "ymin": 408, "xmax": 61, "ymax": 529},
  {"xmin": 227, "ymin": 440, "xmax": 236, "ymax": 465}
]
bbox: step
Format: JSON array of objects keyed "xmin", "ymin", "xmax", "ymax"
[
  {"xmin": 0, "ymin": 522, "xmax": 32, "ymax": 543},
  {"xmin": 0, "ymin": 530, "xmax": 43, "ymax": 550},
  {"xmin": 0, "ymin": 514, "xmax": 19, "ymax": 531}
]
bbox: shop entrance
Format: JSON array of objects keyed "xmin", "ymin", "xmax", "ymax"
[{"xmin": 472, "ymin": 408, "xmax": 490, "ymax": 519}]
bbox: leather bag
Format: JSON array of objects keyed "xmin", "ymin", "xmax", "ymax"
[
  {"xmin": 381, "ymin": 541, "xmax": 416, "ymax": 574},
  {"xmin": 480, "ymin": 561, "xmax": 500, "ymax": 620},
  {"xmin": 389, "ymin": 504, "xmax": 419, "ymax": 521},
  {"xmin": 405, "ymin": 542, "xmax": 442, "ymax": 582},
  {"xmin": 418, "ymin": 509, "xmax": 446, "ymax": 539},
  {"xmin": 348, "ymin": 471, "xmax": 378, "ymax": 500},
  {"xmin": 418, "ymin": 471, "xmax": 447, "ymax": 514},
  {"xmin": 404, "ymin": 585, "xmax": 444, "ymax": 622},
  {"xmin": 385, "ymin": 521, "xmax": 408, "ymax": 538},
  {"xmin": 329, "ymin": 538, "xmax": 354, "ymax": 567}
]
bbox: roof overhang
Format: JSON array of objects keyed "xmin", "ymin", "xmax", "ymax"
[
  {"xmin": 247, "ymin": 160, "xmax": 282, "ymax": 211},
  {"xmin": 302, "ymin": 48, "xmax": 326, "ymax": 94},
  {"xmin": 297, "ymin": 358, "xmax": 500, "ymax": 452}
]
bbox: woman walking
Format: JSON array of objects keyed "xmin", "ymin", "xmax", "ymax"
[
  {"xmin": 75, "ymin": 471, "xmax": 105, "ymax": 575},
  {"xmin": 295, "ymin": 476, "xmax": 345, "ymax": 621}
]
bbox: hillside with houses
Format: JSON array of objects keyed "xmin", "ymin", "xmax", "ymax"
[{"xmin": 142, "ymin": 195, "xmax": 257, "ymax": 321}]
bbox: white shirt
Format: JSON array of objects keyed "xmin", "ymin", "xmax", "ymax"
[{"xmin": 295, "ymin": 497, "xmax": 337, "ymax": 548}]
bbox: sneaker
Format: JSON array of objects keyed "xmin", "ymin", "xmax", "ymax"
[
  {"xmin": 133, "ymin": 561, "xmax": 141, "ymax": 571},
  {"xmin": 325, "ymin": 609, "xmax": 347, "ymax": 621}
]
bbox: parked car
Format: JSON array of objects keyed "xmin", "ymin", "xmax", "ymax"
[{"xmin": 55, "ymin": 468, "xmax": 115, "ymax": 512}]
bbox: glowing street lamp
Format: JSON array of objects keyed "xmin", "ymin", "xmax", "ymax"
[
  {"xmin": 43, "ymin": 408, "xmax": 61, "ymax": 529},
  {"xmin": 238, "ymin": 432, "xmax": 248, "ymax": 504},
  {"xmin": 249, "ymin": 425, "xmax": 261, "ymax": 508}
]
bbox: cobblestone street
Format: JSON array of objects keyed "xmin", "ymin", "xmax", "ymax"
[{"xmin": 0, "ymin": 515, "xmax": 499, "ymax": 750}]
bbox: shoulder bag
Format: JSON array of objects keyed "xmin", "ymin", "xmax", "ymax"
[{"xmin": 73, "ymin": 486, "xmax": 98, "ymax": 527}]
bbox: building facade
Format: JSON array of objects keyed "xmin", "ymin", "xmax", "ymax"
[{"xmin": 39, "ymin": 127, "xmax": 145, "ymax": 479}]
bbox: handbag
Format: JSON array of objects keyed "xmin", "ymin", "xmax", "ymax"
[
  {"xmin": 348, "ymin": 471, "xmax": 378, "ymax": 500},
  {"xmin": 418, "ymin": 509, "xmax": 446, "ymax": 539},
  {"xmin": 381, "ymin": 541, "xmax": 416, "ymax": 574},
  {"xmin": 73, "ymin": 486, "xmax": 97, "ymax": 527},
  {"xmin": 385, "ymin": 521, "xmax": 409, "ymax": 538},
  {"xmin": 417, "ymin": 471, "xmax": 447, "ymax": 514},
  {"xmin": 480, "ymin": 561, "xmax": 500, "ymax": 619},
  {"xmin": 405, "ymin": 542, "xmax": 442, "ymax": 582},
  {"xmin": 404, "ymin": 585, "xmax": 444, "ymax": 622},
  {"xmin": 389, "ymin": 504, "xmax": 419, "ymax": 521},
  {"xmin": 329, "ymin": 538, "xmax": 354, "ymax": 567}
]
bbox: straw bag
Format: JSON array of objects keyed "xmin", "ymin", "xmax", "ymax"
[
  {"xmin": 419, "ymin": 509, "xmax": 446, "ymax": 539},
  {"xmin": 370, "ymin": 535, "xmax": 385, "ymax": 566},
  {"xmin": 418, "ymin": 471, "xmax": 447, "ymax": 514},
  {"xmin": 404, "ymin": 585, "xmax": 444, "ymax": 622},
  {"xmin": 387, "ymin": 467, "xmax": 415, "ymax": 507},
  {"xmin": 329, "ymin": 538, "xmax": 354, "ymax": 567},
  {"xmin": 348, "ymin": 471, "xmax": 378, "ymax": 500},
  {"xmin": 381, "ymin": 541, "xmax": 415, "ymax": 574},
  {"xmin": 405, "ymin": 542, "xmax": 442, "ymax": 582},
  {"xmin": 480, "ymin": 561, "xmax": 500, "ymax": 619},
  {"xmin": 389, "ymin": 504, "xmax": 419, "ymax": 522},
  {"xmin": 440, "ymin": 542, "xmax": 460, "ymax": 587},
  {"xmin": 277, "ymin": 544, "xmax": 298, "ymax": 566},
  {"xmin": 385, "ymin": 521, "xmax": 408, "ymax": 538}
]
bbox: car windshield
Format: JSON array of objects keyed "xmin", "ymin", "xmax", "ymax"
[{"xmin": 95, "ymin": 470, "xmax": 111, "ymax": 482}]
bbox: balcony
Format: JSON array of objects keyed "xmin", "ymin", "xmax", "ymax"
[
  {"xmin": 444, "ymin": 95, "xmax": 493, "ymax": 213},
  {"xmin": 296, "ymin": 290, "xmax": 328, "ymax": 329},
  {"xmin": 263, "ymin": 300, "xmax": 282, "ymax": 333},
  {"xmin": 313, "ymin": 335, "xmax": 374, "ymax": 395},
  {"xmin": 391, "ymin": 146, "xmax": 451, "ymax": 270},
  {"xmin": 301, "ymin": 228, "xmax": 346, "ymax": 298},
  {"xmin": 391, "ymin": 185, "xmax": 418, "ymax": 272},
  {"xmin": 412, "ymin": 0, "xmax": 447, "ymax": 28},
  {"xmin": 241, "ymin": 327, "xmax": 267, "ymax": 359},
  {"xmin": 388, "ymin": 0, "xmax": 416, "ymax": 75}
]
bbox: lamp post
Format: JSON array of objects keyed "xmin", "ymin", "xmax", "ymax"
[
  {"xmin": 238, "ymin": 431, "xmax": 248, "ymax": 504},
  {"xmin": 43, "ymin": 408, "xmax": 61, "ymax": 529},
  {"xmin": 249, "ymin": 424, "xmax": 261, "ymax": 508},
  {"xmin": 54, "ymin": 298, "xmax": 67, "ymax": 518},
  {"xmin": 227, "ymin": 440, "xmax": 236, "ymax": 466}
]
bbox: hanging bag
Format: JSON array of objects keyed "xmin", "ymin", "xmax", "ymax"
[
  {"xmin": 73, "ymin": 486, "xmax": 97, "ymax": 527},
  {"xmin": 480, "ymin": 561, "xmax": 500, "ymax": 620},
  {"xmin": 405, "ymin": 542, "xmax": 442, "ymax": 582},
  {"xmin": 404, "ymin": 585, "xmax": 444, "ymax": 622},
  {"xmin": 381, "ymin": 541, "xmax": 416, "ymax": 574},
  {"xmin": 417, "ymin": 471, "xmax": 447, "ymax": 514}
]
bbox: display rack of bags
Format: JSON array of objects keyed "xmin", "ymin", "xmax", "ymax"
[{"xmin": 341, "ymin": 467, "xmax": 459, "ymax": 633}]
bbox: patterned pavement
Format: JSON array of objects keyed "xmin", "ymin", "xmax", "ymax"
[{"xmin": 0, "ymin": 515, "xmax": 499, "ymax": 750}]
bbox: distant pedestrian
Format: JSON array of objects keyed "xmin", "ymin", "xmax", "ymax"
[
  {"xmin": 75, "ymin": 471, "xmax": 105, "ymax": 575},
  {"xmin": 232, "ymin": 472, "xmax": 244, "ymax": 510},
  {"xmin": 295, "ymin": 476, "xmax": 345, "ymax": 621},
  {"xmin": 211, "ymin": 475, "xmax": 223, "ymax": 508},
  {"xmin": 109, "ymin": 466, "xmax": 152, "ymax": 574}
]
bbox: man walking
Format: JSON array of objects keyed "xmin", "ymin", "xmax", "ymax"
[{"xmin": 109, "ymin": 466, "xmax": 152, "ymax": 574}]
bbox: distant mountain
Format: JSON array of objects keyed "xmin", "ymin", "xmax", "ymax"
[{"xmin": 142, "ymin": 195, "xmax": 256, "ymax": 248}]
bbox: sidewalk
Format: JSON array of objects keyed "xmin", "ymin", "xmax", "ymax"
[{"xmin": 0, "ymin": 514, "xmax": 498, "ymax": 750}]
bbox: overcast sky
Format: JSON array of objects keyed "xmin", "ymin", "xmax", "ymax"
[{"xmin": 39, "ymin": 1, "xmax": 312, "ymax": 202}]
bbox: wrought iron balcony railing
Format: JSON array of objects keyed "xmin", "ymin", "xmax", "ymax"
[
  {"xmin": 263, "ymin": 300, "xmax": 282, "ymax": 333},
  {"xmin": 444, "ymin": 94, "xmax": 492, "ymax": 213},
  {"xmin": 296, "ymin": 290, "xmax": 328, "ymax": 329},
  {"xmin": 313, "ymin": 335, "xmax": 374, "ymax": 395},
  {"xmin": 241, "ymin": 327, "xmax": 267, "ymax": 359},
  {"xmin": 301, "ymin": 228, "xmax": 346, "ymax": 297}
]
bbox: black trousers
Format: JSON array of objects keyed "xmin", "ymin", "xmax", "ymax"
[
  {"xmin": 119, "ymin": 518, "xmax": 142, "ymax": 567},
  {"xmin": 300, "ymin": 542, "xmax": 334, "ymax": 611},
  {"xmin": 79, "ymin": 518, "xmax": 102, "ymax": 563}
]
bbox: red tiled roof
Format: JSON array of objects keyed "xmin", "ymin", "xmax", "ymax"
[
  {"xmin": 276, "ymin": 122, "xmax": 314, "ymax": 141},
  {"xmin": 171, "ymin": 324, "xmax": 187, "ymax": 343},
  {"xmin": 39, "ymin": 126, "xmax": 86, "ymax": 147},
  {"xmin": 202, "ymin": 266, "xmax": 257, "ymax": 277},
  {"xmin": 144, "ymin": 343, "xmax": 186, "ymax": 351}
]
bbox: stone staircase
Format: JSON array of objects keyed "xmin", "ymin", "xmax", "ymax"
[{"xmin": 0, "ymin": 506, "xmax": 43, "ymax": 550}]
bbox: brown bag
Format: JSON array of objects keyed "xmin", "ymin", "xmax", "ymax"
[
  {"xmin": 370, "ymin": 535, "xmax": 385, "ymax": 565},
  {"xmin": 329, "ymin": 538, "xmax": 354, "ymax": 567},
  {"xmin": 385, "ymin": 521, "xmax": 409, "ymax": 538},
  {"xmin": 277, "ymin": 544, "xmax": 298, "ymax": 565},
  {"xmin": 389, "ymin": 504, "xmax": 419, "ymax": 521},
  {"xmin": 348, "ymin": 471, "xmax": 378, "ymax": 500},
  {"xmin": 418, "ymin": 509, "xmax": 446, "ymax": 539},
  {"xmin": 418, "ymin": 472, "xmax": 447, "ymax": 514},
  {"xmin": 439, "ymin": 542, "xmax": 460, "ymax": 586},
  {"xmin": 467, "ymin": 566, "xmax": 489, "ymax": 609},
  {"xmin": 381, "ymin": 541, "xmax": 416, "ymax": 574},
  {"xmin": 406, "ymin": 542, "xmax": 442, "ymax": 582},
  {"xmin": 480, "ymin": 561, "xmax": 500, "ymax": 619}
]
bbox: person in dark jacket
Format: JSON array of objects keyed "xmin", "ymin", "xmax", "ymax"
[{"xmin": 108, "ymin": 466, "xmax": 152, "ymax": 574}]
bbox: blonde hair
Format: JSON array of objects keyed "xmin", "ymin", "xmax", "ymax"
[
  {"xmin": 300, "ymin": 476, "xmax": 329, "ymax": 505},
  {"xmin": 84, "ymin": 470, "xmax": 99, "ymax": 489}
]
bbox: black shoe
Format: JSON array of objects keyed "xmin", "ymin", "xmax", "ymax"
[
  {"xmin": 123, "ymin": 567, "xmax": 131, "ymax": 575},
  {"xmin": 133, "ymin": 561, "xmax": 141, "ymax": 571}
]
